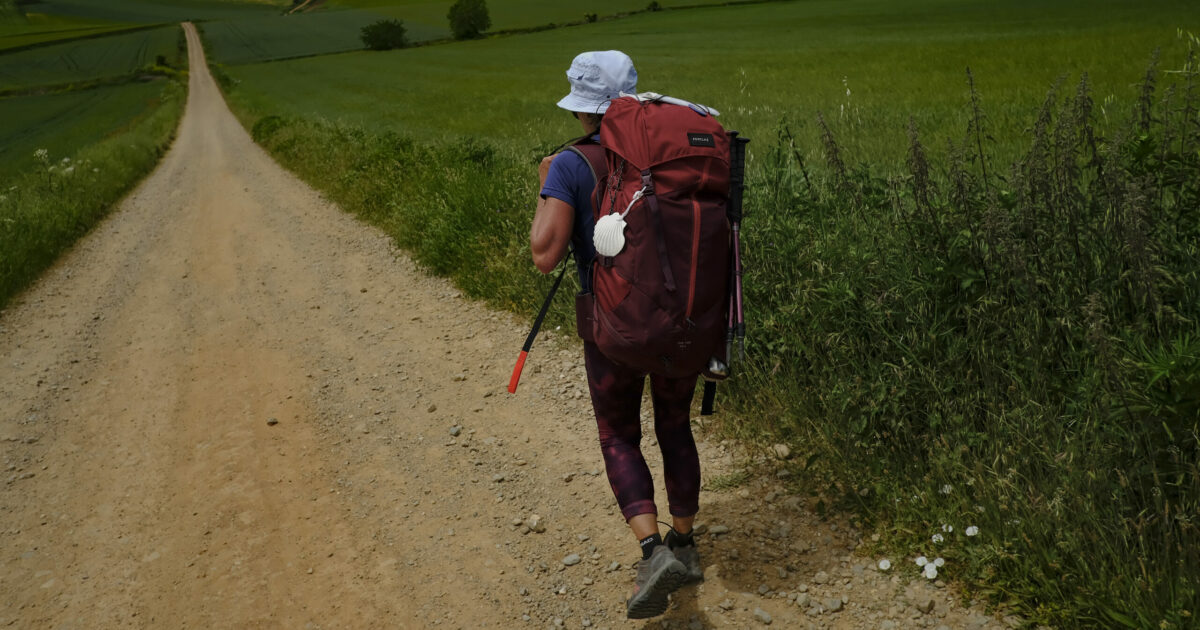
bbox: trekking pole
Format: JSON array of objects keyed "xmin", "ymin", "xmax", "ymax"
[
  {"xmin": 507, "ymin": 251, "xmax": 573, "ymax": 394},
  {"xmin": 728, "ymin": 132, "xmax": 750, "ymax": 361}
]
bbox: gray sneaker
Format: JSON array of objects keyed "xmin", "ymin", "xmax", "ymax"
[
  {"xmin": 665, "ymin": 529, "xmax": 703, "ymax": 584},
  {"xmin": 626, "ymin": 544, "xmax": 688, "ymax": 619}
]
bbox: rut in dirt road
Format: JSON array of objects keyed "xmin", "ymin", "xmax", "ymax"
[{"xmin": 0, "ymin": 22, "xmax": 1010, "ymax": 630}]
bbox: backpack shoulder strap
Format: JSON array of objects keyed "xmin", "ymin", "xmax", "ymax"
[
  {"xmin": 565, "ymin": 142, "xmax": 608, "ymax": 218},
  {"xmin": 565, "ymin": 143, "xmax": 607, "ymax": 185}
]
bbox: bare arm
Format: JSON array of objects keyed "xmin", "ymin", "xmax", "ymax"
[{"xmin": 530, "ymin": 154, "xmax": 575, "ymax": 274}]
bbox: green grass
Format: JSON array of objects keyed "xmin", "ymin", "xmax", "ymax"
[
  {"xmin": 222, "ymin": 0, "xmax": 1199, "ymax": 168},
  {"xmin": 0, "ymin": 78, "xmax": 184, "ymax": 310},
  {"xmin": 0, "ymin": 24, "xmax": 181, "ymax": 91},
  {"xmin": 0, "ymin": 1, "xmax": 201, "ymax": 306}
]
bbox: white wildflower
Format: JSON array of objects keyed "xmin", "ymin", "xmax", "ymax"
[
  {"xmin": 34, "ymin": 149, "xmax": 49, "ymax": 163},
  {"xmin": 975, "ymin": 505, "xmax": 985, "ymax": 513},
  {"xmin": 941, "ymin": 524, "xmax": 954, "ymax": 533},
  {"xmin": 923, "ymin": 563, "xmax": 938, "ymax": 580},
  {"xmin": 965, "ymin": 526, "xmax": 979, "ymax": 537},
  {"xmin": 63, "ymin": 166, "xmax": 74, "ymax": 175},
  {"xmin": 915, "ymin": 556, "xmax": 928, "ymax": 567},
  {"xmin": 0, "ymin": 194, "xmax": 7, "ymax": 203},
  {"xmin": 940, "ymin": 484, "xmax": 953, "ymax": 495},
  {"xmin": 878, "ymin": 559, "xmax": 891, "ymax": 571},
  {"xmin": 931, "ymin": 533, "xmax": 944, "ymax": 544},
  {"xmin": 93, "ymin": 168, "xmax": 100, "ymax": 173},
  {"xmin": 933, "ymin": 557, "xmax": 945, "ymax": 568},
  {"xmin": 61, "ymin": 157, "xmax": 71, "ymax": 164}
]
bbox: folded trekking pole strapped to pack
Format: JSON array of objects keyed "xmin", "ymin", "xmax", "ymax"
[
  {"xmin": 728, "ymin": 131, "xmax": 749, "ymax": 363},
  {"xmin": 701, "ymin": 130, "xmax": 750, "ymax": 416}
]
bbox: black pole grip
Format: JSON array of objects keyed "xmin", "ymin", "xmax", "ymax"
[{"xmin": 727, "ymin": 131, "xmax": 750, "ymax": 223}]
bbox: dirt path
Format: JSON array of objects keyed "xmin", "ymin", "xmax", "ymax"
[{"xmin": 0, "ymin": 23, "xmax": 1012, "ymax": 630}]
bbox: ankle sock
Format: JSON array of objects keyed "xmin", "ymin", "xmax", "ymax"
[{"xmin": 638, "ymin": 532, "xmax": 663, "ymax": 560}]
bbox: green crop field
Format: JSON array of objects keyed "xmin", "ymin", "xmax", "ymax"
[
  {"xmin": 199, "ymin": 0, "xmax": 740, "ymax": 66},
  {"xmin": 222, "ymin": 0, "xmax": 1199, "ymax": 166},
  {"xmin": 337, "ymin": 0, "xmax": 741, "ymax": 36},
  {"xmin": 0, "ymin": 16, "xmax": 139, "ymax": 52},
  {"xmin": 22, "ymin": 0, "xmax": 284, "ymax": 24},
  {"xmin": 0, "ymin": 25, "xmax": 181, "ymax": 91},
  {"xmin": 200, "ymin": 8, "xmax": 447, "ymax": 65},
  {"xmin": 0, "ymin": 79, "xmax": 169, "ymax": 180},
  {"xmin": 0, "ymin": 0, "xmax": 282, "ymax": 52}
]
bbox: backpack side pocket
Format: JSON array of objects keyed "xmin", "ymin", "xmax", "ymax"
[{"xmin": 575, "ymin": 292, "xmax": 595, "ymax": 343}]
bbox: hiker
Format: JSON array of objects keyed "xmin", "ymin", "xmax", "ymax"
[{"xmin": 529, "ymin": 50, "xmax": 707, "ymax": 620}]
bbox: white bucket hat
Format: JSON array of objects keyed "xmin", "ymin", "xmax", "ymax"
[{"xmin": 556, "ymin": 50, "xmax": 637, "ymax": 115}]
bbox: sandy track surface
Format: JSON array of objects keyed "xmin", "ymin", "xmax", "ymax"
[{"xmin": 0, "ymin": 23, "xmax": 1011, "ymax": 630}]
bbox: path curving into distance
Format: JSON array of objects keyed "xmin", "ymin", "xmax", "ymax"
[{"xmin": 0, "ymin": 23, "xmax": 1008, "ymax": 630}]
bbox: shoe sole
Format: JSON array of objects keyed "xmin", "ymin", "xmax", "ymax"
[{"xmin": 626, "ymin": 560, "xmax": 688, "ymax": 619}]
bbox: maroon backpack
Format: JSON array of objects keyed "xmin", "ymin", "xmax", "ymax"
[{"xmin": 568, "ymin": 95, "xmax": 732, "ymax": 378}]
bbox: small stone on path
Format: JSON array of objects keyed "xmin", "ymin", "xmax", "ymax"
[
  {"xmin": 562, "ymin": 554, "xmax": 581, "ymax": 566},
  {"xmin": 753, "ymin": 608, "xmax": 773, "ymax": 624}
]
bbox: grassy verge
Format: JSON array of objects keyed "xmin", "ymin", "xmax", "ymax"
[
  {"xmin": 222, "ymin": 29, "xmax": 1199, "ymax": 625},
  {"xmin": 0, "ymin": 76, "xmax": 185, "ymax": 309}
]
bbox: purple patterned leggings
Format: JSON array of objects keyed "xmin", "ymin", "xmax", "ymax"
[{"xmin": 583, "ymin": 342, "xmax": 701, "ymax": 521}]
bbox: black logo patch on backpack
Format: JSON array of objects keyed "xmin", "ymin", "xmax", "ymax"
[{"xmin": 687, "ymin": 132, "xmax": 715, "ymax": 147}]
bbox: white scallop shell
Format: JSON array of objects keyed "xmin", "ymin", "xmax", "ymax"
[{"xmin": 593, "ymin": 212, "xmax": 627, "ymax": 257}]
